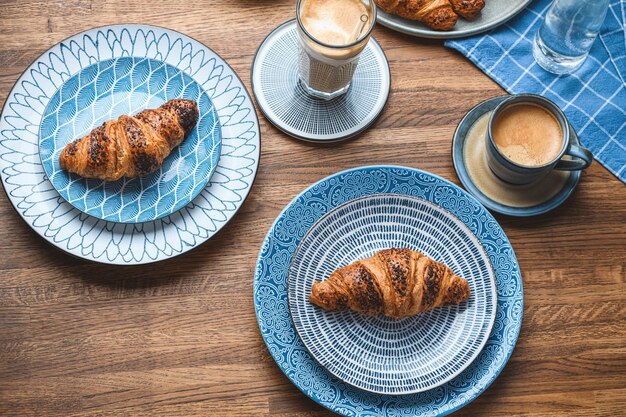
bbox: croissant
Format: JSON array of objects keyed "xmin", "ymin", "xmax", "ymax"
[
  {"xmin": 375, "ymin": 0, "xmax": 458, "ymax": 30},
  {"xmin": 309, "ymin": 248, "xmax": 470, "ymax": 319},
  {"xmin": 449, "ymin": 0, "xmax": 485, "ymax": 20},
  {"xmin": 59, "ymin": 99, "xmax": 198, "ymax": 181}
]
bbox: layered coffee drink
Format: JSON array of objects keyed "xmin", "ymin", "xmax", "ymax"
[
  {"xmin": 491, "ymin": 103, "xmax": 564, "ymax": 166},
  {"xmin": 297, "ymin": 0, "xmax": 375, "ymax": 99}
]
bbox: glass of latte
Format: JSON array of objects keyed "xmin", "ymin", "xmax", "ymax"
[{"xmin": 297, "ymin": 0, "xmax": 376, "ymax": 100}]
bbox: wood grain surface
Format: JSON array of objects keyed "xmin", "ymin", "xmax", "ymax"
[{"xmin": 1, "ymin": 1, "xmax": 625, "ymax": 416}]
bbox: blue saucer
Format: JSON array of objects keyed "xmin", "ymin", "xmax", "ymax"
[{"xmin": 452, "ymin": 96, "xmax": 581, "ymax": 217}]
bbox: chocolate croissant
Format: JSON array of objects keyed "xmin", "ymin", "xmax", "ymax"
[
  {"xmin": 310, "ymin": 248, "xmax": 470, "ymax": 319},
  {"xmin": 375, "ymin": 0, "xmax": 458, "ymax": 30},
  {"xmin": 59, "ymin": 99, "xmax": 198, "ymax": 181},
  {"xmin": 449, "ymin": 0, "xmax": 485, "ymax": 20}
]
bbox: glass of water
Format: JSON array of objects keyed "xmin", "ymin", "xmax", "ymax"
[{"xmin": 533, "ymin": 0, "xmax": 610, "ymax": 75}]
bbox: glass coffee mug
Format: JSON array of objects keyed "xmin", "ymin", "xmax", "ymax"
[
  {"xmin": 486, "ymin": 94, "xmax": 593, "ymax": 185},
  {"xmin": 296, "ymin": 0, "xmax": 377, "ymax": 100}
]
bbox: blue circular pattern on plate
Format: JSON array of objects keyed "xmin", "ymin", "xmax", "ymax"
[
  {"xmin": 39, "ymin": 56, "xmax": 221, "ymax": 223},
  {"xmin": 288, "ymin": 194, "xmax": 497, "ymax": 395},
  {"xmin": 0, "ymin": 25, "xmax": 260, "ymax": 264},
  {"xmin": 254, "ymin": 165, "xmax": 523, "ymax": 417}
]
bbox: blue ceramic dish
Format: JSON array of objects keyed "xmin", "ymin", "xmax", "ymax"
[
  {"xmin": 0, "ymin": 25, "xmax": 260, "ymax": 264},
  {"xmin": 39, "ymin": 56, "xmax": 221, "ymax": 223},
  {"xmin": 288, "ymin": 193, "xmax": 498, "ymax": 395},
  {"xmin": 254, "ymin": 165, "xmax": 523, "ymax": 417}
]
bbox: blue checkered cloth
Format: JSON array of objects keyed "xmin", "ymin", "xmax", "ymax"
[{"xmin": 446, "ymin": 0, "xmax": 626, "ymax": 183}]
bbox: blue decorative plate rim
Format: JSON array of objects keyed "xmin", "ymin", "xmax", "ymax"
[
  {"xmin": 37, "ymin": 56, "xmax": 223, "ymax": 224},
  {"xmin": 0, "ymin": 24, "xmax": 260, "ymax": 264},
  {"xmin": 250, "ymin": 19, "xmax": 391, "ymax": 143},
  {"xmin": 286, "ymin": 192, "xmax": 499, "ymax": 396},
  {"xmin": 451, "ymin": 95, "xmax": 581, "ymax": 217},
  {"xmin": 254, "ymin": 165, "xmax": 523, "ymax": 417}
]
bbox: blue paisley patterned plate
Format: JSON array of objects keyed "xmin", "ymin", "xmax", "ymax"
[
  {"xmin": 254, "ymin": 166, "xmax": 523, "ymax": 416},
  {"xmin": 0, "ymin": 25, "xmax": 260, "ymax": 264},
  {"xmin": 39, "ymin": 56, "xmax": 221, "ymax": 223}
]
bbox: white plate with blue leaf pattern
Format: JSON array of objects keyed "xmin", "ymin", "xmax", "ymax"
[
  {"xmin": 255, "ymin": 166, "xmax": 523, "ymax": 416},
  {"xmin": 39, "ymin": 56, "xmax": 222, "ymax": 223},
  {"xmin": 0, "ymin": 25, "xmax": 260, "ymax": 264}
]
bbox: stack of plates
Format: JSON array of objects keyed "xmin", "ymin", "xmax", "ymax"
[
  {"xmin": 254, "ymin": 165, "xmax": 523, "ymax": 416},
  {"xmin": 0, "ymin": 25, "xmax": 260, "ymax": 264}
]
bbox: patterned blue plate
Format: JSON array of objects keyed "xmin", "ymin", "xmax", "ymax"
[
  {"xmin": 0, "ymin": 25, "xmax": 259, "ymax": 264},
  {"xmin": 288, "ymin": 193, "xmax": 497, "ymax": 395},
  {"xmin": 255, "ymin": 166, "xmax": 523, "ymax": 416},
  {"xmin": 39, "ymin": 55, "xmax": 221, "ymax": 223}
]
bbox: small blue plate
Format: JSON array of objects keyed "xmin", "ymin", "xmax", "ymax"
[
  {"xmin": 255, "ymin": 165, "xmax": 523, "ymax": 417},
  {"xmin": 39, "ymin": 56, "xmax": 222, "ymax": 223},
  {"xmin": 452, "ymin": 95, "xmax": 581, "ymax": 217}
]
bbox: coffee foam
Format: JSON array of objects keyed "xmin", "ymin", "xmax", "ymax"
[
  {"xmin": 300, "ymin": 0, "xmax": 369, "ymax": 46},
  {"xmin": 492, "ymin": 103, "xmax": 563, "ymax": 166}
]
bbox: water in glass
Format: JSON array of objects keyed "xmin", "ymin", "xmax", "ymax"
[{"xmin": 533, "ymin": 0, "xmax": 610, "ymax": 75}]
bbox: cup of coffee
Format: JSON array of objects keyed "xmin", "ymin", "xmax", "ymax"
[
  {"xmin": 486, "ymin": 94, "xmax": 593, "ymax": 185},
  {"xmin": 296, "ymin": 0, "xmax": 376, "ymax": 100}
]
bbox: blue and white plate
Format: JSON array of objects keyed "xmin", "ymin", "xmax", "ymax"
[
  {"xmin": 39, "ymin": 56, "xmax": 221, "ymax": 223},
  {"xmin": 255, "ymin": 166, "xmax": 523, "ymax": 416},
  {"xmin": 0, "ymin": 25, "xmax": 260, "ymax": 264},
  {"xmin": 288, "ymin": 193, "xmax": 497, "ymax": 395}
]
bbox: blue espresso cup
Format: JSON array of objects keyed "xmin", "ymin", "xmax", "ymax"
[{"xmin": 486, "ymin": 94, "xmax": 593, "ymax": 185}]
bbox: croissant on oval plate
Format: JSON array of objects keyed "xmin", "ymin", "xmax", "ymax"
[
  {"xmin": 449, "ymin": 0, "xmax": 486, "ymax": 20},
  {"xmin": 309, "ymin": 248, "xmax": 470, "ymax": 319},
  {"xmin": 375, "ymin": 0, "xmax": 485, "ymax": 31},
  {"xmin": 59, "ymin": 99, "xmax": 199, "ymax": 181}
]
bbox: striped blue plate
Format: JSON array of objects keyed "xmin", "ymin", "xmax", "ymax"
[
  {"xmin": 254, "ymin": 165, "xmax": 523, "ymax": 416},
  {"xmin": 288, "ymin": 193, "xmax": 497, "ymax": 395}
]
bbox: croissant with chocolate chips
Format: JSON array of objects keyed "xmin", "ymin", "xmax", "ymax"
[
  {"xmin": 310, "ymin": 248, "xmax": 470, "ymax": 319},
  {"xmin": 59, "ymin": 99, "xmax": 198, "ymax": 181},
  {"xmin": 375, "ymin": 0, "xmax": 485, "ymax": 31}
]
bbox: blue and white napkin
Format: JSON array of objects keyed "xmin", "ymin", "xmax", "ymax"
[{"xmin": 446, "ymin": 0, "xmax": 626, "ymax": 183}]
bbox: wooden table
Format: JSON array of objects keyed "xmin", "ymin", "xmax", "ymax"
[{"xmin": 1, "ymin": 1, "xmax": 625, "ymax": 416}]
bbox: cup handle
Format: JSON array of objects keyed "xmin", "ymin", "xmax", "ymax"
[{"xmin": 554, "ymin": 143, "xmax": 593, "ymax": 171}]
